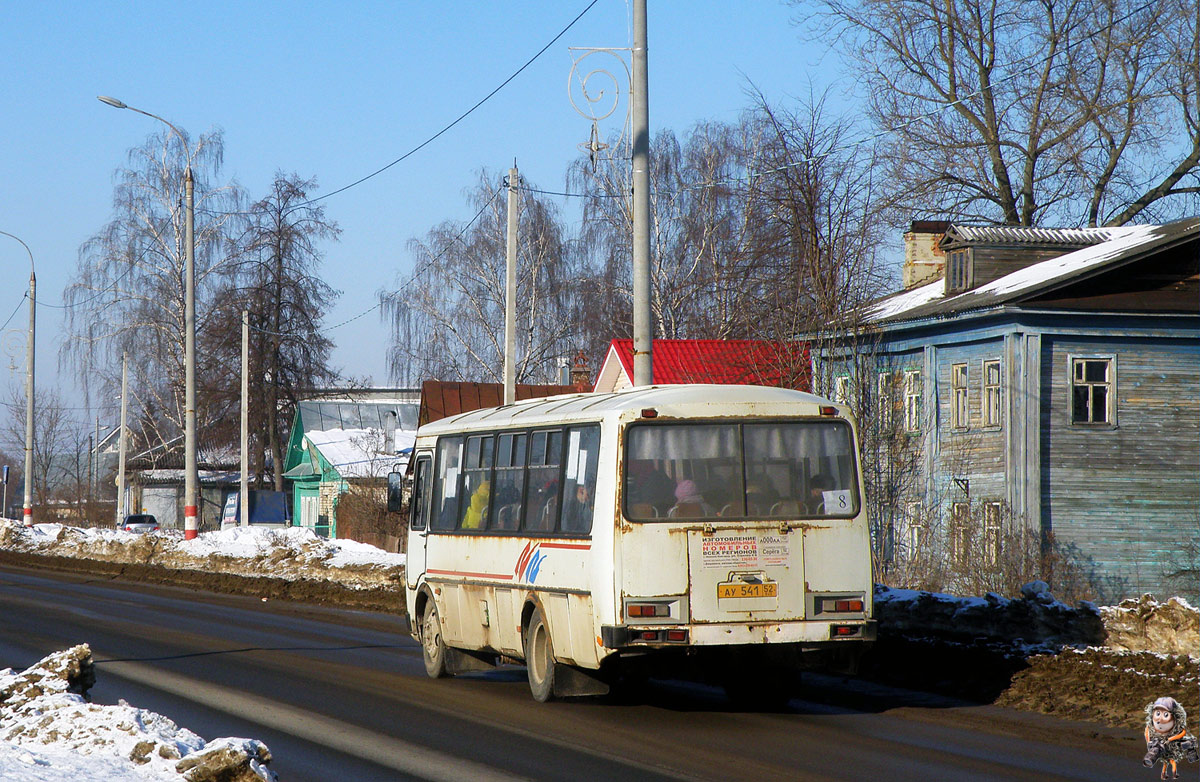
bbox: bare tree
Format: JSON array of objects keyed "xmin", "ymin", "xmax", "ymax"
[
  {"xmin": 382, "ymin": 170, "xmax": 582, "ymax": 385},
  {"xmin": 2, "ymin": 388, "xmax": 78, "ymax": 512},
  {"xmin": 205, "ymin": 173, "xmax": 341, "ymax": 488},
  {"xmin": 801, "ymin": 0, "xmax": 1200, "ymax": 226},
  {"xmin": 62, "ymin": 130, "xmax": 245, "ymax": 455}
]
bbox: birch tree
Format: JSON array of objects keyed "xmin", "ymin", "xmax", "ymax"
[
  {"xmin": 382, "ymin": 171, "xmax": 583, "ymax": 385},
  {"xmin": 62, "ymin": 130, "xmax": 244, "ymax": 453}
]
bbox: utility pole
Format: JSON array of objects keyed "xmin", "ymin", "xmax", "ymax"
[
  {"xmin": 631, "ymin": 0, "xmax": 653, "ymax": 386},
  {"xmin": 504, "ymin": 165, "xmax": 519, "ymax": 406},
  {"xmin": 184, "ymin": 166, "xmax": 198, "ymax": 538},
  {"xmin": 93, "ymin": 416, "xmax": 100, "ymax": 523},
  {"xmin": 117, "ymin": 353, "xmax": 128, "ymax": 523},
  {"xmin": 240, "ymin": 310, "xmax": 249, "ymax": 527}
]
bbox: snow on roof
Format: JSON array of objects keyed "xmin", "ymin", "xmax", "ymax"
[
  {"xmin": 945, "ymin": 224, "xmax": 1125, "ymax": 246},
  {"xmin": 305, "ymin": 428, "xmax": 414, "ymax": 479},
  {"xmin": 869, "ymin": 219, "xmax": 1194, "ymax": 323},
  {"xmin": 866, "ymin": 278, "xmax": 946, "ymax": 321}
]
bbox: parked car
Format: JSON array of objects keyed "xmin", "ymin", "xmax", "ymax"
[{"xmin": 121, "ymin": 514, "xmax": 159, "ymax": 534}]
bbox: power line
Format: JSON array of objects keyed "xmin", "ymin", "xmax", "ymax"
[
  {"xmin": 248, "ymin": 184, "xmax": 507, "ymax": 339},
  {"xmin": 301, "ymin": 0, "xmax": 602, "ymax": 209},
  {"xmin": 0, "ymin": 293, "xmax": 26, "ymax": 332}
]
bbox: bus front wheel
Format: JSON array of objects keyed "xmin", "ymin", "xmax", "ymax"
[
  {"xmin": 421, "ymin": 599, "xmax": 449, "ymax": 679},
  {"xmin": 524, "ymin": 608, "xmax": 556, "ymax": 702}
]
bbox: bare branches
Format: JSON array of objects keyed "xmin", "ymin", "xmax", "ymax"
[{"xmin": 803, "ymin": 0, "xmax": 1200, "ymax": 225}]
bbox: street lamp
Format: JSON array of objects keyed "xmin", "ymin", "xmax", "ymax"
[
  {"xmin": 99, "ymin": 95, "xmax": 199, "ymax": 540},
  {"xmin": 0, "ymin": 231, "xmax": 35, "ymax": 524}
]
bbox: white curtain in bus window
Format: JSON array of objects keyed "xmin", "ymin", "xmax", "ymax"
[
  {"xmin": 524, "ymin": 430, "xmax": 563, "ymax": 531},
  {"xmin": 561, "ymin": 426, "xmax": 600, "ymax": 533},
  {"xmin": 460, "ymin": 435, "xmax": 494, "ymax": 530},
  {"xmin": 744, "ymin": 422, "xmax": 857, "ymax": 517},
  {"xmin": 490, "ymin": 432, "xmax": 527, "ymax": 531},
  {"xmin": 626, "ymin": 425, "xmax": 739, "ymax": 520},
  {"xmin": 431, "ymin": 437, "xmax": 463, "ymax": 530}
]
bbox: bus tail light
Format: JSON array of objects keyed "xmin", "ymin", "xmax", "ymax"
[
  {"xmin": 832, "ymin": 625, "xmax": 861, "ymax": 637},
  {"xmin": 641, "ymin": 408, "xmax": 658, "ymax": 418},
  {"xmin": 639, "ymin": 630, "xmax": 659, "ymax": 641},
  {"xmin": 666, "ymin": 629, "xmax": 688, "ymax": 642},
  {"xmin": 818, "ymin": 596, "xmax": 864, "ymax": 614},
  {"xmin": 820, "ymin": 406, "xmax": 837, "ymax": 416},
  {"xmin": 627, "ymin": 603, "xmax": 669, "ymax": 618}
]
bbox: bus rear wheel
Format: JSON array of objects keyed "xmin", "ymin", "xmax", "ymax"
[
  {"xmin": 421, "ymin": 599, "xmax": 449, "ymax": 679},
  {"xmin": 524, "ymin": 608, "xmax": 556, "ymax": 702}
]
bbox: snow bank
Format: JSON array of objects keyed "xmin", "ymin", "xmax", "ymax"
[
  {"xmin": 874, "ymin": 580, "xmax": 1106, "ymax": 653},
  {"xmin": 0, "ymin": 520, "xmax": 405, "ymax": 592},
  {"xmin": 0, "ymin": 646, "xmax": 274, "ymax": 781}
]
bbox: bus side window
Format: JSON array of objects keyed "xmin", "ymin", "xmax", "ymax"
[
  {"xmin": 491, "ymin": 432, "xmax": 526, "ymax": 531},
  {"xmin": 460, "ymin": 435, "xmax": 494, "ymax": 530},
  {"xmin": 524, "ymin": 430, "xmax": 562, "ymax": 531},
  {"xmin": 410, "ymin": 456, "xmax": 431, "ymax": 530},
  {"xmin": 430, "ymin": 436, "xmax": 463, "ymax": 531},
  {"xmin": 561, "ymin": 426, "xmax": 599, "ymax": 534}
]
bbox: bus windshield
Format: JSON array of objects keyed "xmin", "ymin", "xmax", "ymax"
[{"xmin": 623, "ymin": 421, "xmax": 858, "ymax": 521}]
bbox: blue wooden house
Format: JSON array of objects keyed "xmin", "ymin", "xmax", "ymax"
[{"xmin": 818, "ymin": 218, "xmax": 1198, "ymax": 601}]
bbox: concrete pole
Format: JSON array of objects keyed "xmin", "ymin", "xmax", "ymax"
[
  {"xmin": 631, "ymin": 0, "xmax": 653, "ymax": 386},
  {"xmin": 23, "ymin": 269, "xmax": 35, "ymax": 522},
  {"xmin": 118, "ymin": 353, "xmax": 128, "ymax": 522},
  {"xmin": 240, "ymin": 310, "xmax": 249, "ymax": 527},
  {"xmin": 504, "ymin": 166, "xmax": 519, "ymax": 406},
  {"xmin": 93, "ymin": 416, "xmax": 100, "ymax": 520},
  {"xmin": 184, "ymin": 166, "xmax": 198, "ymax": 539}
]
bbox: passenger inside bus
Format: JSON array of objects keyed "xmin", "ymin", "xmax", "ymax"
[
  {"xmin": 627, "ymin": 460, "xmax": 674, "ymax": 517},
  {"xmin": 561, "ymin": 483, "xmax": 593, "ymax": 532},
  {"xmin": 805, "ymin": 474, "xmax": 836, "ymax": 515},
  {"xmin": 461, "ymin": 479, "xmax": 490, "ymax": 529},
  {"xmin": 669, "ymin": 479, "xmax": 715, "ymax": 518}
]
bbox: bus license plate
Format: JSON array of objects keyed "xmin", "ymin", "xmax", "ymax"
[{"xmin": 717, "ymin": 582, "xmax": 777, "ymax": 599}]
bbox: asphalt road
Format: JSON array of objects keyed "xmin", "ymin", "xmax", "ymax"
[{"xmin": 0, "ymin": 565, "xmax": 1144, "ymax": 781}]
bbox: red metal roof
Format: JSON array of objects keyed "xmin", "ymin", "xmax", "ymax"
[{"xmin": 603, "ymin": 339, "xmax": 810, "ymax": 390}]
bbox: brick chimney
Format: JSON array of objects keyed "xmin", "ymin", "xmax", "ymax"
[
  {"xmin": 570, "ymin": 349, "xmax": 591, "ymax": 390},
  {"xmin": 902, "ymin": 220, "xmax": 949, "ymax": 290}
]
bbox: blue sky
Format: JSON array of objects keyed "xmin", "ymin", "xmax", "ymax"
[{"xmin": 1, "ymin": 0, "xmax": 852, "ymax": 427}]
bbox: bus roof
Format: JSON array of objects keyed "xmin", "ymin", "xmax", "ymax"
[{"xmin": 415, "ymin": 384, "xmax": 841, "ymax": 436}]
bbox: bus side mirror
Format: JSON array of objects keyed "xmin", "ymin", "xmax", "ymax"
[{"xmin": 387, "ymin": 471, "xmax": 405, "ymax": 513}]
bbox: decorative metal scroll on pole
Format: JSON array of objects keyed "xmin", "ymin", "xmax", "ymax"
[{"xmin": 567, "ymin": 47, "xmax": 632, "ymax": 170}]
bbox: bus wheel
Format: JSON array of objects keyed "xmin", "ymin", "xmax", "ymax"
[
  {"xmin": 524, "ymin": 608, "xmax": 556, "ymax": 702},
  {"xmin": 421, "ymin": 599, "xmax": 449, "ymax": 679}
]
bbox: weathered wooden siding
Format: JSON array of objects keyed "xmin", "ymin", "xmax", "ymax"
[
  {"xmin": 933, "ymin": 341, "xmax": 1008, "ymax": 508},
  {"xmin": 1041, "ymin": 335, "xmax": 1200, "ymax": 599}
]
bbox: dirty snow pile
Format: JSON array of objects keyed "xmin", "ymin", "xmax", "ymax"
[
  {"xmin": 0, "ymin": 645, "xmax": 274, "ymax": 781},
  {"xmin": 0, "ymin": 520, "xmax": 405, "ymax": 591}
]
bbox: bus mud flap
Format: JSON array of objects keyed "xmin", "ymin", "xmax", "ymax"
[
  {"xmin": 445, "ymin": 647, "xmax": 498, "ymax": 674},
  {"xmin": 553, "ymin": 664, "xmax": 610, "ymax": 698}
]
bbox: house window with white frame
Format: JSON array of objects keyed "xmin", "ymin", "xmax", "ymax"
[
  {"xmin": 983, "ymin": 501, "xmax": 1002, "ymax": 564},
  {"xmin": 878, "ymin": 372, "xmax": 895, "ymax": 429},
  {"xmin": 983, "ymin": 359, "xmax": 1002, "ymax": 428},
  {"xmin": 1072, "ymin": 357, "xmax": 1114, "ymax": 424},
  {"xmin": 951, "ymin": 363, "xmax": 969, "ymax": 429},
  {"xmin": 950, "ymin": 501, "xmax": 970, "ymax": 564},
  {"xmin": 904, "ymin": 501, "xmax": 925, "ymax": 559},
  {"xmin": 834, "ymin": 375, "xmax": 850, "ymax": 405},
  {"xmin": 904, "ymin": 370, "xmax": 922, "ymax": 433}
]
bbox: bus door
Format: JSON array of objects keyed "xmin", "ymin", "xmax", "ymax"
[{"xmin": 406, "ymin": 453, "xmax": 432, "ymax": 590}]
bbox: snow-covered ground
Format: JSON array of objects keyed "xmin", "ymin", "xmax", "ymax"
[
  {"xmin": 0, "ymin": 521, "xmax": 408, "ymax": 778},
  {"xmin": 0, "ymin": 520, "xmax": 405, "ymax": 591},
  {"xmin": 1, "ymin": 646, "xmax": 274, "ymax": 782}
]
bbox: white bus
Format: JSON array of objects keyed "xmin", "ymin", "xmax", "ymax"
[{"xmin": 404, "ymin": 384, "xmax": 875, "ymax": 702}]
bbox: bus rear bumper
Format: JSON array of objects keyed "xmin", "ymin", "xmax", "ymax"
[{"xmin": 601, "ymin": 619, "xmax": 876, "ymax": 649}]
